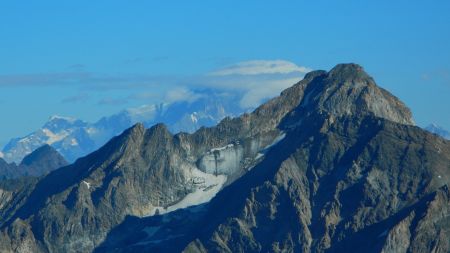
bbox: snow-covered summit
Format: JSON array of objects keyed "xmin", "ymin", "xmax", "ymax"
[
  {"xmin": 48, "ymin": 115, "xmax": 78, "ymax": 123},
  {"xmin": 1, "ymin": 92, "xmax": 244, "ymax": 163}
]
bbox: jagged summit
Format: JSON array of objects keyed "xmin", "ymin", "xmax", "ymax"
[
  {"xmin": 44, "ymin": 115, "xmax": 87, "ymax": 131},
  {"xmin": 284, "ymin": 63, "xmax": 415, "ymax": 126},
  {"xmin": 48, "ymin": 115, "xmax": 78, "ymax": 123},
  {"xmin": 20, "ymin": 144, "xmax": 67, "ymax": 168},
  {"xmin": 124, "ymin": 122, "xmax": 146, "ymax": 136},
  {"xmin": 0, "ymin": 144, "xmax": 67, "ymax": 179},
  {"xmin": 327, "ymin": 63, "xmax": 372, "ymax": 82},
  {"xmin": 148, "ymin": 122, "xmax": 171, "ymax": 134},
  {"xmin": 302, "ymin": 69, "xmax": 327, "ymax": 80}
]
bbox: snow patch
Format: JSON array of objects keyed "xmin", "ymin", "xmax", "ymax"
[
  {"xmin": 210, "ymin": 143, "xmax": 234, "ymax": 153},
  {"xmin": 164, "ymin": 177, "xmax": 225, "ymax": 213},
  {"xmin": 199, "ymin": 143, "xmax": 243, "ymax": 176},
  {"xmin": 18, "ymin": 137, "xmax": 32, "ymax": 144},
  {"xmin": 255, "ymin": 153, "xmax": 264, "ymax": 160},
  {"xmin": 42, "ymin": 128, "xmax": 69, "ymax": 145},
  {"xmin": 264, "ymin": 132, "xmax": 286, "ymax": 150},
  {"xmin": 126, "ymin": 104, "xmax": 158, "ymax": 122},
  {"xmin": 49, "ymin": 115, "xmax": 77, "ymax": 123},
  {"xmin": 70, "ymin": 138, "xmax": 78, "ymax": 146},
  {"xmin": 190, "ymin": 113, "xmax": 198, "ymax": 124},
  {"xmin": 82, "ymin": 180, "xmax": 91, "ymax": 189},
  {"xmin": 145, "ymin": 168, "xmax": 226, "ymax": 217}
]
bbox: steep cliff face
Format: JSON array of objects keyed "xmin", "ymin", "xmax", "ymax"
[
  {"xmin": 181, "ymin": 115, "xmax": 449, "ymax": 253},
  {"xmin": 0, "ymin": 64, "xmax": 448, "ymax": 253},
  {"xmin": 176, "ymin": 65, "xmax": 446, "ymax": 253}
]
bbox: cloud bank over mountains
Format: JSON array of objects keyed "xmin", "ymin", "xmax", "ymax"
[
  {"xmin": 0, "ymin": 60, "xmax": 310, "ymax": 109},
  {"xmin": 0, "ymin": 60, "xmax": 310, "ymax": 149},
  {"xmin": 174, "ymin": 60, "xmax": 310, "ymax": 109},
  {"xmin": 209, "ymin": 60, "xmax": 311, "ymax": 76},
  {"xmin": 201, "ymin": 60, "xmax": 310, "ymax": 108}
]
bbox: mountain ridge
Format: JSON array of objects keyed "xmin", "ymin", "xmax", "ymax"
[
  {"xmin": 0, "ymin": 63, "xmax": 448, "ymax": 253},
  {"xmin": 1, "ymin": 92, "xmax": 245, "ymax": 164}
]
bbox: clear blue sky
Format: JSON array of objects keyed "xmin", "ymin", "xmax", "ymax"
[{"xmin": 0, "ymin": 0, "xmax": 449, "ymax": 145}]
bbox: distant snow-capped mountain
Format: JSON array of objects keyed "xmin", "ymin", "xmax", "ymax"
[
  {"xmin": 425, "ymin": 123, "xmax": 450, "ymax": 140},
  {"xmin": 1, "ymin": 92, "xmax": 244, "ymax": 163}
]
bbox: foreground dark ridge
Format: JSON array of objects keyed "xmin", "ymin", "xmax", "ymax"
[{"xmin": 0, "ymin": 63, "xmax": 448, "ymax": 253}]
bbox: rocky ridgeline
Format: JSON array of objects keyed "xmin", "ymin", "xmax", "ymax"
[
  {"xmin": 0, "ymin": 64, "xmax": 448, "ymax": 253},
  {"xmin": 1, "ymin": 92, "xmax": 243, "ymax": 164}
]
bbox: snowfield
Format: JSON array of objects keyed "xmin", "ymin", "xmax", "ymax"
[{"xmin": 144, "ymin": 167, "xmax": 227, "ymax": 217}]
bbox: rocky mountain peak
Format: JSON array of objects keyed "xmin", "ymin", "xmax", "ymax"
[
  {"xmin": 44, "ymin": 115, "xmax": 86, "ymax": 131},
  {"xmin": 120, "ymin": 122, "xmax": 146, "ymax": 140},
  {"xmin": 0, "ymin": 144, "xmax": 67, "ymax": 179},
  {"xmin": 302, "ymin": 70, "xmax": 327, "ymax": 81},
  {"xmin": 148, "ymin": 122, "xmax": 170, "ymax": 134},
  {"xmin": 19, "ymin": 144, "xmax": 67, "ymax": 169},
  {"xmin": 143, "ymin": 123, "xmax": 173, "ymax": 147},
  {"xmin": 287, "ymin": 63, "xmax": 415, "ymax": 126},
  {"xmin": 327, "ymin": 63, "xmax": 372, "ymax": 83}
]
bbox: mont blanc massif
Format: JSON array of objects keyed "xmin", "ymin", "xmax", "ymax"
[{"xmin": 0, "ymin": 64, "xmax": 449, "ymax": 253}]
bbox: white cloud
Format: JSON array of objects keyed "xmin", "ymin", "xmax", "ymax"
[
  {"xmin": 164, "ymin": 87, "xmax": 204, "ymax": 104},
  {"xmin": 198, "ymin": 60, "xmax": 311, "ymax": 109},
  {"xmin": 238, "ymin": 77, "xmax": 302, "ymax": 108},
  {"xmin": 209, "ymin": 60, "xmax": 311, "ymax": 76},
  {"xmin": 0, "ymin": 59, "xmax": 312, "ymax": 111}
]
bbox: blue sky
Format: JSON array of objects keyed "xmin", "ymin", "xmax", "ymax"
[{"xmin": 0, "ymin": 1, "xmax": 449, "ymax": 145}]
